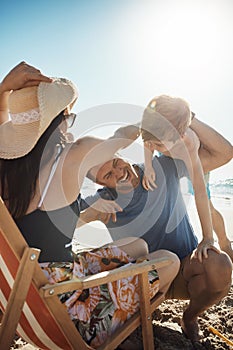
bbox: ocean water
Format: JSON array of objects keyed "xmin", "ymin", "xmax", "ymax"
[
  {"xmin": 82, "ymin": 177, "xmax": 233, "ymax": 207},
  {"xmin": 210, "ymin": 179, "xmax": 233, "ymax": 201},
  {"xmin": 183, "ymin": 179, "xmax": 233, "ymax": 242}
]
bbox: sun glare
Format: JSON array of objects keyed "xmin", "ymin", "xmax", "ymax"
[{"xmin": 121, "ymin": 1, "xmax": 232, "ymax": 94}]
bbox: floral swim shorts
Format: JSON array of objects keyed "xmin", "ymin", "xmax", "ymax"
[{"xmin": 40, "ymin": 245, "xmax": 159, "ymax": 348}]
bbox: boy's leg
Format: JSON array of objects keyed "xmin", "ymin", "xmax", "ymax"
[{"xmin": 209, "ymin": 200, "xmax": 233, "ymax": 261}]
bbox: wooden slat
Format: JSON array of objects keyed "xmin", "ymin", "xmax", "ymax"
[
  {"xmin": 0, "ymin": 247, "xmax": 40, "ymax": 350},
  {"xmin": 138, "ymin": 272, "xmax": 154, "ymax": 350},
  {"xmin": 99, "ymin": 292, "xmax": 165, "ymax": 350},
  {"xmin": 42, "ymin": 258, "xmax": 171, "ymax": 297}
]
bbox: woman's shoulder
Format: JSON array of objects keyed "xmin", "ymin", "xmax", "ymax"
[{"xmin": 65, "ymin": 136, "xmax": 105, "ymax": 169}]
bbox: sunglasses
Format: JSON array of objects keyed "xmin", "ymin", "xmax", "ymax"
[{"xmin": 65, "ymin": 113, "xmax": 77, "ymax": 128}]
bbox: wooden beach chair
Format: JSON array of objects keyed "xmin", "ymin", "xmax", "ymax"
[{"xmin": 0, "ymin": 196, "xmax": 170, "ymax": 350}]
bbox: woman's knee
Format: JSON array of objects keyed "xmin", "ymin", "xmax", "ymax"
[
  {"xmin": 115, "ymin": 237, "xmax": 149, "ymax": 259},
  {"xmin": 149, "ymin": 249, "xmax": 180, "ymax": 276}
]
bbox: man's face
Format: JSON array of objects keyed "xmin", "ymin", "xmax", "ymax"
[{"xmin": 95, "ymin": 158, "xmax": 139, "ymax": 192}]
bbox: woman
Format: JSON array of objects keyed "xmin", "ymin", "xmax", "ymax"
[{"xmin": 0, "ymin": 62, "xmax": 179, "ymax": 348}]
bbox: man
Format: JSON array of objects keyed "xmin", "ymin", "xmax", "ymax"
[{"xmin": 78, "ymin": 117, "xmax": 232, "ymax": 341}]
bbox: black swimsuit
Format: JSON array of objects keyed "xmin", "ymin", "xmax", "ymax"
[
  {"xmin": 15, "ymin": 146, "xmax": 80, "ymax": 263},
  {"xmin": 16, "ymin": 197, "xmax": 81, "ymax": 262}
]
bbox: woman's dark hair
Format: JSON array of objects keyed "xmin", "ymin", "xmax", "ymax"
[{"xmin": 0, "ymin": 112, "xmax": 66, "ymax": 219}]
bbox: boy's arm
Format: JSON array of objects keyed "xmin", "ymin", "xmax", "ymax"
[
  {"xmin": 190, "ymin": 117, "xmax": 233, "ymax": 173},
  {"xmin": 178, "ymin": 129, "xmax": 220, "ymax": 262},
  {"xmin": 142, "ymin": 142, "xmax": 157, "ymax": 190},
  {"xmin": 190, "ymin": 156, "xmax": 220, "ymax": 262}
]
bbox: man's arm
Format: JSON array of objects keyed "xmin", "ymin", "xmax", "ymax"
[
  {"xmin": 190, "ymin": 117, "xmax": 233, "ymax": 173},
  {"xmin": 77, "ymin": 206, "xmax": 113, "ymax": 228},
  {"xmin": 77, "ymin": 196, "xmax": 122, "ymax": 228}
]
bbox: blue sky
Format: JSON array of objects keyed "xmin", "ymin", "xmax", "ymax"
[{"xmin": 1, "ymin": 0, "xmax": 232, "ymax": 181}]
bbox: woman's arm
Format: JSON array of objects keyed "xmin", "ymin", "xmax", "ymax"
[{"xmin": 74, "ymin": 123, "xmax": 140, "ymax": 181}]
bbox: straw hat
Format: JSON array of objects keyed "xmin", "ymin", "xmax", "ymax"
[{"xmin": 0, "ymin": 78, "xmax": 78, "ymax": 159}]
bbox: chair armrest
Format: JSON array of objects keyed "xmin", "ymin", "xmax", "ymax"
[{"xmin": 41, "ymin": 257, "xmax": 171, "ymax": 298}]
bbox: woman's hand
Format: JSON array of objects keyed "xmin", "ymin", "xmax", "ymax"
[{"xmin": 0, "ymin": 61, "xmax": 52, "ymax": 93}]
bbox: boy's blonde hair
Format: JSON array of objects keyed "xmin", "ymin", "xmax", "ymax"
[{"xmin": 141, "ymin": 95, "xmax": 192, "ymax": 143}]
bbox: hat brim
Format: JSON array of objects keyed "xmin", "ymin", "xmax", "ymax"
[
  {"xmin": 0, "ymin": 120, "xmax": 40, "ymax": 159},
  {"xmin": 0, "ymin": 78, "xmax": 78, "ymax": 159}
]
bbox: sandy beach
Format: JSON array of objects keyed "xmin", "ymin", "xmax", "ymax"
[{"xmin": 10, "ymin": 195, "xmax": 233, "ymax": 350}]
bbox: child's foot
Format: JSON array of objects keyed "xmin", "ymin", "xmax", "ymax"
[{"xmin": 219, "ymin": 240, "xmax": 233, "ymax": 263}]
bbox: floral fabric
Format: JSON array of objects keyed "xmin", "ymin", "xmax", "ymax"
[{"xmin": 40, "ymin": 245, "xmax": 159, "ymax": 348}]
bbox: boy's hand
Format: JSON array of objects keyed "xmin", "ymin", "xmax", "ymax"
[
  {"xmin": 194, "ymin": 238, "xmax": 220, "ymax": 263},
  {"xmin": 142, "ymin": 167, "xmax": 157, "ymax": 191}
]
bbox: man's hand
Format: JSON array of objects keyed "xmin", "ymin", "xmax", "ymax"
[
  {"xmin": 78, "ymin": 198, "xmax": 122, "ymax": 227},
  {"xmin": 91, "ymin": 198, "xmax": 122, "ymax": 223},
  {"xmin": 0, "ymin": 61, "xmax": 52, "ymax": 93}
]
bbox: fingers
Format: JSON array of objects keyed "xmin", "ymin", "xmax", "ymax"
[
  {"xmin": 24, "ymin": 71, "xmax": 53, "ymax": 84},
  {"xmin": 97, "ymin": 212, "xmax": 113, "ymax": 225},
  {"xmin": 1, "ymin": 61, "xmax": 52, "ymax": 92},
  {"xmin": 142, "ymin": 177, "xmax": 149, "ymax": 190},
  {"xmin": 195, "ymin": 243, "xmax": 221, "ymax": 263},
  {"xmin": 142, "ymin": 176, "xmax": 157, "ymax": 191},
  {"xmin": 111, "ymin": 212, "xmax": 117, "ymax": 223},
  {"xmin": 93, "ymin": 199, "xmax": 122, "ymax": 213}
]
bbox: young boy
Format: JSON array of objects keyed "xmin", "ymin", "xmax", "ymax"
[{"xmin": 141, "ymin": 95, "xmax": 219, "ymax": 262}]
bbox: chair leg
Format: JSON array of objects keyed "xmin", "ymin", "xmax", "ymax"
[
  {"xmin": 0, "ymin": 247, "xmax": 40, "ymax": 350},
  {"xmin": 138, "ymin": 272, "xmax": 155, "ymax": 350}
]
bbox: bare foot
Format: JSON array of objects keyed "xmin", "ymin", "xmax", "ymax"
[
  {"xmin": 180, "ymin": 314, "xmax": 201, "ymax": 342},
  {"xmin": 219, "ymin": 241, "xmax": 233, "ymax": 263}
]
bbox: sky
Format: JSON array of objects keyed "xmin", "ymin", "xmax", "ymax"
[{"xmin": 1, "ymin": 0, "xmax": 232, "ymax": 181}]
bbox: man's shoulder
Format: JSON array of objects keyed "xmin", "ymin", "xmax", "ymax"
[{"xmin": 97, "ymin": 187, "xmax": 117, "ymax": 200}]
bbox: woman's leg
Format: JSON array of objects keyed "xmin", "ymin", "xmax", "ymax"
[
  {"xmin": 109, "ymin": 237, "xmax": 149, "ymax": 259},
  {"xmin": 144, "ymin": 249, "xmax": 180, "ymax": 294},
  {"xmin": 113, "ymin": 237, "xmax": 180, "ymax": 294}
]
